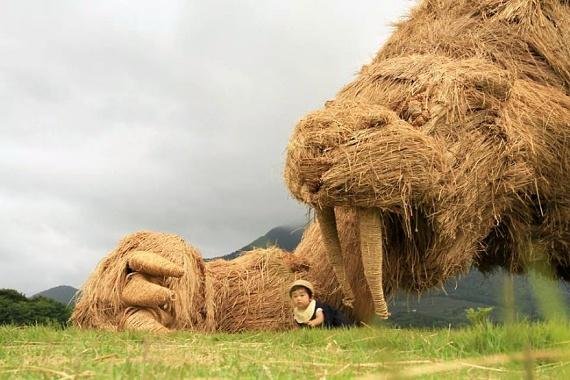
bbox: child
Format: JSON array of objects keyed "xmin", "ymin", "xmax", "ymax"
[{"xmin": 289, "ymin": 279, "xmax": 352, "ymax": 328}]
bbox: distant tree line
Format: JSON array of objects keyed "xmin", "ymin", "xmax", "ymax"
[{"xmin": 0, "ymin": 289, "xmax": 71, "ymax": 326}]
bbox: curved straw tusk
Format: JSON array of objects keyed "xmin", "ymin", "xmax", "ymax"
[
  {"xmin": 128, "ymin": 250, "xmax": 185, "ymax": 278},
  {"xmin": 316, "ymin": 207, "xmax": 355, "ymax": 307},
  {"xmin": 122, "ymin": 308, "xmax": 170, "ymax": 333},
  {"xmin": 122, "ymin": 273, "xmax": 175, "ymax": 307},
  {"xmin": 357, "ymin": 207, "xmax": 390, "ymax": 319}
]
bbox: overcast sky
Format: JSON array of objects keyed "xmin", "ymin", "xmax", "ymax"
[{"xmin": 0, "ymin": 0, "xmax": 414, "ymax": 295}]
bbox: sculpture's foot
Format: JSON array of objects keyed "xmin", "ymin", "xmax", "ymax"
[
  {"xmin": 119, "ymin": 251, "xmax": 184, "ymax": 333},
  {"xmin": 121, "ymin": 308, "xmax": 171, "ymax": 333}
]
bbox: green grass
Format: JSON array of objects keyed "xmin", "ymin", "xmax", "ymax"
[{"xmin": 1, "ymin": 321, "xmax": 569, "ymax": 379}]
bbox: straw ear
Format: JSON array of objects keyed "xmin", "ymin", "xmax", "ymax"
[{"xmin": 128, "ymin": 250, "xmax": 184, "ymax": 278}]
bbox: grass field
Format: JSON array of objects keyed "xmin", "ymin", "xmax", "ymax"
[{"xmin": 1, "ymin": 320, "xmax": 569, "ymax": 379}]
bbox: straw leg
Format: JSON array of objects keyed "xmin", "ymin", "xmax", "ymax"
[
  {"xmin": 357, "ymin": 207, "xmax": 390, "ymax": 319},
  {"xmin": 316, "ymin": 207, "xmax": 355, "ymax": 307}
]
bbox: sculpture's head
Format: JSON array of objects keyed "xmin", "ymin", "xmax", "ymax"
[{"xmin": 284, "ymin": 0, "xmax": 570, "ymax": 304}]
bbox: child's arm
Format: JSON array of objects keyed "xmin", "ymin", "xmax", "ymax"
[{"xmin": 307, "ymin": 309, "xmax": 324, "ymax": 327}]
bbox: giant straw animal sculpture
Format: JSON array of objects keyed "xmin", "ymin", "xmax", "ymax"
[{"xmin": 73, "ymin": 0, "xmax": 570, "ymax": 332}]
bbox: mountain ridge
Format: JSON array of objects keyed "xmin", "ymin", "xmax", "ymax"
[
  {"xmin": 32, "ymin": 285, "xmax": 78, "ymax": 306},
  {"xmin": 210, "ymin": 223, "xmax": 306, "ymax": 261}
]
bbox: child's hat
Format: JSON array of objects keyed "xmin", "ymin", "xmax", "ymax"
[{"xmin": 289, "ymin": 279, "xmax": 314, "ymax": 296}]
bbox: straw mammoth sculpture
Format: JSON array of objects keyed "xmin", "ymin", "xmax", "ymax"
[{"xmin": 73, "ymin": 0, "xmax": 570, "ymax": 332}]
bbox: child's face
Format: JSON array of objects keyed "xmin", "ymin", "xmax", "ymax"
[{"xmin": 291, "ymin": 288, "xmax": 312, "ymax": 309}]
